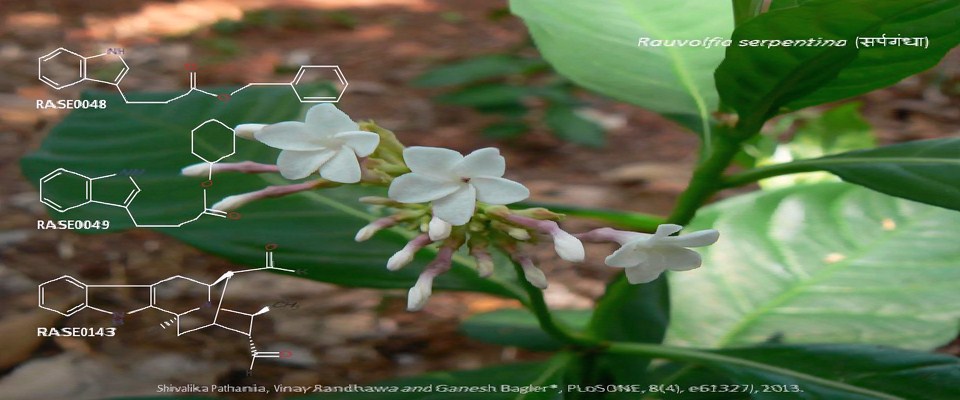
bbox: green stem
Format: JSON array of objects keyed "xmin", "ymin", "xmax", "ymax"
[
  {"xmin": 512, "ymin": 262, "xmax": 597, "ymax": 348},
  {"xmin": 517, "ymin": 202, "xmax": 665, "ymax": 232},
  {"xmin": 722, "ymin": 158, "xmax": 826, "ymax": 188},
  {"xmin": 666, "ymin": 132, "xmax": 745, "ymax": 225}
]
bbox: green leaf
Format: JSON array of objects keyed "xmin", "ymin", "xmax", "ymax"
[
  {"xmin": 716, "ymin": 0, "xmax": 960, "ymax": 133},
  {"xmin": 510, "ymin": 0, "xmax": 732, "ymax": 138},
  {"xmin": 295, "ymin": 354, "xmax": 574, "ymax": 400},
  {"xmin": 729, "ymin": 138, "xmax": 960, "ymax": 212},
  {"xmin": 413, "ymin": 55, "xmax": 546, "ymax": 87},
  {"xmin": 20, "ymin": 88, "xmax": 522, "ymax": 298},
  {"xmin": 767, "ymin": 0, "xmax": 813, "ymax": 11},
  {"xmin": 704, "ymin": 344, "xmax": 960, "ymax": 399},
  {"xmin": 544, "ymin": 105, "xmax": 606, "ymax": 147},
  {"xmin": 436, "ymin": 84, "xmax": 532, "ymax": 109},
  {"xmin": 666, "ymin": 182, "xmax": 960, "ymax": 349},
  {"xmin": 461, "ymin": 308, "xmax": 591, "ymax": 351},
  {"xmin": 590, "ymin": 277, "xmax": 671, "ymax": 389}
]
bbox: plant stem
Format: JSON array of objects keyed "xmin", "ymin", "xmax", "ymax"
[
  {"xmin": 721, "ymin": 158, "xmax": 826, "ymax": 188},
  {"xmin": 512, "ymin": 262, "xmax": 597, "ymax": 348},
  {"xmin": 666, "ymin": 132, "xmax": 745, "ymax": 225},
  {"xmin": 518, "ymin": 202, "xmax": 665, "ymax": 232}
]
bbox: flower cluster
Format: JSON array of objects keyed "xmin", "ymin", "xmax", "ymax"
[{"xmin": 183, "ymin": 104, "xmax": 720, "ymax": 310}]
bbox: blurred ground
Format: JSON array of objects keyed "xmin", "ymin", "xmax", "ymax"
[{"xmin": 1, "ymin": 1, "xmax": 958, "ymax": 399}]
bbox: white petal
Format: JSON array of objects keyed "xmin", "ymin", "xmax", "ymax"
[
  {"xmin": 470, "ymin": 177, "xmax": 529, "ymax": 204},
  {"xmin": 654, "ymin": 224, "xmax": 683, "ymax": 238},
  {"xmin": 432, "ymin": 185, "xmax": 477, "ymax": 226},
  {"xmin": 255, "ymin": 121, "xmax": 329, "ymax": 151},
  {"xmin": 428, "ymin": 216, "xmax": 452, "ymax": 241},
  {"xmin": 662, "ymin": 229, "xmax": 720, "ymax": 248},
  {"xmin": 656, "ymin": 247, "xmax": 703, "ymax": 271},
  {"xmin": 234, "ymin": 124, "xmax": 266, "ymax": 140},
  {"xmin": 388, "ymin": 173, "xmax": 461, "ymax": 203},
  {"xmin": 335, "ymin": 131, "xmax": 380, "ymax": 157},
  {"xmin": 624, "ymin": 265, "xmax": 666, "ymax": 284},
  {"xmin": 403, "ymin": 146, "xmax": 462, "ymax": 178},
  {"xmin": 453, "ymin": 147, "xmax": 505, "ymax": 178},
  {"xmin": 319, "ymin": 148, "xmax": 362, "ymax": 183},
  {"xmin": 604, "ymin": 244, "xmax": 646, "ymax": 268},
  {"xmin": 304, "ymin": 104, "xmax": 359, "ymax": 136},
  {"xmin": 552, "ymin": 230, "xmax": 585, "ymax": 262},
  {"xmin": 277, "ymin": 149, "xmax": 336, "ymax": 180}
]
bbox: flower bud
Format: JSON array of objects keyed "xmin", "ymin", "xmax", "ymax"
[
  {"xmin": 180, "ymin": 162, "xmax": 211, "ymax": 177},
  {"xmin": 518, "ymin": 256, "xmax": 548, "ymax": 289},
  {"xmin": 234, "ymin": 124, "xmax": 267, "ymax": 140},
  {"xmin": 355, "ymin": 217, "xmax": 397, "ymax": 242},
  {"xmin": 387, "ymin": 234, "xmax": 432, "ymax": 271},
  {"xmin": 407, "ymin": 272, "xmax": 435, "ymax": 311},
  {"xmin": 428, "ymin": 216, "xmax": 452, "ymax": 241},
  {"xmin": 552, "ymin": 230, "xmax": 585, "ymax": 262},
  {"xmin": 211, "ymin": 192, "xmax": 258, "ymax": 212},
  {"xmin": 471, "ymin": 250, "xmax": 495, "ymax": 277}
]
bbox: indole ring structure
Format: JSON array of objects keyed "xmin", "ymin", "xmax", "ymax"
[
  {"xmin": 39, "ymin": 47, "xmax": 348, "ymax": 104},
  {"xmin": 38, "ymin": 119, "xmax": 239, "ymax": 228},
  {"xmin": 38, "ymin": 246, "xmax": 296, "ymax": 371}
]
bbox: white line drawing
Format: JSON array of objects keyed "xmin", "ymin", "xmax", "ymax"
[
  {"xmin": 39, "ymin": 119, "xmax": 237, "ymax": 228},
  {"xmin": 39, "ymin": 47, "xmax": 348, "ymax": 104},
  {"xmin": 37, "ymin": 246, "xmax": 296, "ymax": 371}
]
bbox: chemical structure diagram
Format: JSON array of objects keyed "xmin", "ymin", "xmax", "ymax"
[
  {"xmin": 39, "ymin": 47, "xmax": 348, "ymax": 104},
  {"xmin": 37, "ymin": 245, "xmax": 300, "ymax": 371},
  {"xmin": 39, "ymin": 119, "xmax": 238, "ymax": 228}
]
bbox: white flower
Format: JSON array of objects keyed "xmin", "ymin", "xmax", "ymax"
[
  {"xmin": 605, "ymin": 224, "xmax": 719, "ymax": 284},
  {"xmin": 253, "ymin": 104, "xmax": 380, "ymax": 183},
  {"xmin": 388, "ymin": 147, "xmax": 529, "ymax": 225}
]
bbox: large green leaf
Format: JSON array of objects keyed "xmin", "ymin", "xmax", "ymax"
[
  {"xmin": 698, "ymin": 344, "xmax": 960, "ymax": 399},
  {"xmin": 730, "ymin": 138, "xmax": 960, "ymax": 212},
  {"xmin": 20, "ymin": 89, "xmax": 522, "ymax": 298},
  {"xmin": 666, "ymin": 182, "xmax": 960, "ymax": 349},
  {"xmin": 716, "ymin": 0, "xmax": 960, "ymax": 132},
  {"xmin": 510, "ymin": 0, "xmax": 732, "ymax": 138},
  {"xmin": 590, "ymin": 277, "xmax": 671, "ymax": 391},
  {"xmin": 295, "ymin": 355, "xmax": 573, "ymax": 400}
]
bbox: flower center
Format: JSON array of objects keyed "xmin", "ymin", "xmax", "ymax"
[{"xmin": 460, "ymin": 177, "xmax": 471, "ymax": 183}]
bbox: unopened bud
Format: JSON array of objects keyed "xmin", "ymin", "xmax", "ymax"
[
  {"xmin": 428, "ymin": 216, "xmax": 452, "ymax": 241},
  {"xmin": 180, "ymin": 162, "xmax": 211, "ymax": 177},
  {"xmin": 387, "ymin": 234, "xmax": 432, "ymax": 271},
  {"xmin": 211, "ymin": 192, "xmax": 258, "ymax": 212},
  {"xmin": 518, "ymin": 257, "xmax": 548, "ymax": 289},
  {"xmin": 234, "ymin": 124, "xmax": 267, "ymax": 140},
  {"xmin": 407, "ymin": 272, "xmax": 434, "ymax": 311},
  {"xmin": 552, "ymin": 230, "xmax": 585, "ymax": 262}
]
